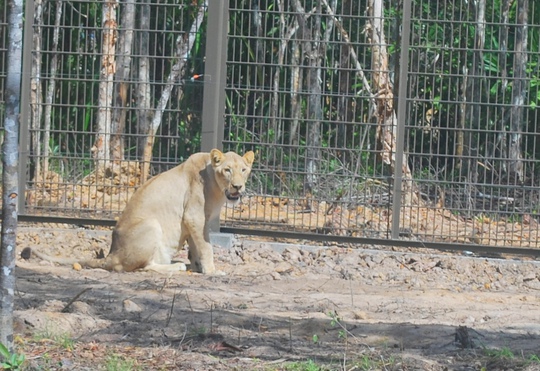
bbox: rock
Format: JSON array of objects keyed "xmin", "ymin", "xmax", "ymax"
[
  {"xmin": 338, "ymin": 252, "xmax": 361, "ymax": 266},
  {"xmin": 370, "ymin": 254, "xmax": 385, "ymax": 265},
  {"xmin": 275, "ymin": 262, "xmax": 294, "ymax": 274},
  {"xmin": 258, "ymin": 248, "xmax": 284, "ymax": 263},
  {"xmin": 40, "ymin": 300, "xmax": 66, "ymax": 312},
  {"xmin": 282, "ymin": 247, "xmax": 302, "ymax": 262},
  {"xmin": 354, "ymin": 311, "xmax": 369, "ymax": 320},
  {"xmin": 20, "ymin": 247, "xmax": 32, "ymax": 260},
  {"xmin": 70, "ymin": 301, "xmax": 95, "ymax": 315},
  {"xmin": 14, "ymin": 309, "xmax": 110, "ymax": 337},
  {"xmin": 123, "ymin": 299, "xmax": 142, "ymax": 313}
]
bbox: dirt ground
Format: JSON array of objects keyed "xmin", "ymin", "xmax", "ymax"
[{"xmin": 10, "ymin": 225, "xmax": 540, "ymax": 370}]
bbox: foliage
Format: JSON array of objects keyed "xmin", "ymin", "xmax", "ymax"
[
  {"xmin": 224, "ymin": 0, "xmax": 540, "ymax": 204},
  {"xmin": 485, "ymin": 346, "xmax": 516, "ymax": 359},
  {"xmin": 34, "ymin": 0, "xmax": 206, "ymax": 178},
  {"xmin": 327, "ymin": 311, "xmax": 348, "ymax": 341},
  {"xmin": 105, "ymin": 354, "xmax": 139, "ymax": 371},
  {"xmin": 408, "ymin": 0, "xmax": 540, "ymax": 181},
  {"xmin": 481, "ymin": 347, "xmax": 540, "ymax": 370},
  {"xmin": 7, "ymin": 0, "xmax": 540, "ymax": 223},
  {"xmin": 284, "ymin": 359, "xmax": 325, "ymax": 371},
  {"xmin": 0, "ymin": 343, "xmax": 25, "ymax": 370},
  {"xmin": 33, "ymin": 330, "xmax": 75, "ymax": 351}
]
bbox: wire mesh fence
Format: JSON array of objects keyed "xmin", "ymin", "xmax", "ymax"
[
  {"xmin": 402, "ymin": 0, "xmax": 540, "ymax": 249},
  {"xmin": 1, "ymin": 0, "xmax": 540, "ymax": 254},
  {"xmin": 16, "ymin": 0, "xmax": 208, "ymax": 219},
  {"xmin": 222, "ymin": 0, "xmax": 540, "ymax": 253}
]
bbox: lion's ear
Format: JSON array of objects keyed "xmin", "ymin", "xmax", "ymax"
[
  {"xmin": 243, "ymin": 151, "xmax": 255, "ymax": 166},
  {"xmin": 210, "ymin": 149, "xmax": 225, "ymax": 167}
]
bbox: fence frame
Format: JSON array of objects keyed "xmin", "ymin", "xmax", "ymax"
[{"xmin": 8, "ymin": 0, "xmax": 540, "ymax": 258}]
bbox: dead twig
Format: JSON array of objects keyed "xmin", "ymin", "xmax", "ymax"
[
  {"xmin": 165, "ymin": 290, "xmax": 177, "ymax": 327},
  {"xmin": 61, "ymin": 287, "xmax": 92, "ymax": 313}
]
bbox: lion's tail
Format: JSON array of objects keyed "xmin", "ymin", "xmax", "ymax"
[
  {"xmin": 31, "ymin": 248, "xmax": 80, "ymax": 265},
  {"xmin": 29, "ymin": 247, "xmax": 120, "ymax": 271},
  {"xmin": 79, "ymin": 257, "xmax": 123, "ymax": 272}
]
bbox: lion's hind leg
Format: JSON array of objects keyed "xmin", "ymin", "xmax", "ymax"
[{"xmin": 143, "ymin": 262, "xmax": 187, "ymax": 274}]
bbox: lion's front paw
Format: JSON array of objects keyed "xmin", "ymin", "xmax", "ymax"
[
  {"xmin": 173, "ymin": 262, "xmax": 187, "ymax": 271},
  {"xmin": 210, "ymin": 270, "xmax": 226, "ymax": 276},
  {"xmin": 191, "ymin": 260, "xmax": 216, "ymax": 275}
]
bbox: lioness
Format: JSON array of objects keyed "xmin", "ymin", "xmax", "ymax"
[{"xmin": 32, "ymin": 149, "xmax": 255, "ymax": 274}]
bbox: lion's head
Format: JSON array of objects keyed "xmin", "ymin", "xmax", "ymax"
[{"xmin": 210, "ymin": 149, "xmax": 255, "ymax": 203}]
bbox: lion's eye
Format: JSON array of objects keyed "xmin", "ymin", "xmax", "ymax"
[
  {"xmin": 224, "ymin": 168, "xmax": 232, "ymax": 174},
  {"xmin": 241, "ymin": 168, "xmax": 247, "ymax": 173}
]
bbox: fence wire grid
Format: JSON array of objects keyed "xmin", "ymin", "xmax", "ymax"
[{"xmin": 1, "ymin": 0, "xmax": 540, "ymax": 255}]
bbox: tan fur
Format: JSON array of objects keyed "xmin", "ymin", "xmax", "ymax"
[{"xmin": 32, "ymin": 149, "xmax": 255, "ymax": 274}]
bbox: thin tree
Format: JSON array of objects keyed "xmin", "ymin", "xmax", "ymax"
[
  {"xmin": 30, "ymin": 0, "xmax": 44, "ymax": 180},
  {"xmin": 507, "ymin": 0, "xmax": 528, "ymax": 183},
  {"xmin": 42, "ymin": 0, "xmax": 63, "ymax": 178},
  {"xmin": 92, "ymin": 0, "xmax": 118, "ymax": 166},
  {"xmin": 291, "ymin": 0, "xmax": 323, "ymax": 196},
  {"xmin": 336, "ymin": 0, "xmax": 352, "ymax": 153},
  {"xmin": 271, "ymin": 0, "xmax": 299, "ymax": 144},
  {"xmin": 367, "ymin": 0, "xmax": 415, "ymax": 203},
  {"xmin": 456, "ymin": 0, "xmax": 486, "ymax": 212},
  {"xmin": 289, "ymin": 30, "xmax": 302, "ymax": 145},
  {"xmin": 494, "ymin": 0, "xmax": 513, "ymax": 174},
  {"xmin": 137, "ymin": 0, "xmax": 152, "ymax": 181},
  {"xmin": 139, "ymin": 1, "xmax": 207, "ymax": 181},
  {"xmin": 110, "ymin": 0, "xmax": 136, "ymax": 162},
  {"xmin": 0, "ymin": 0, "xmax": 23, "ymax": 351}
]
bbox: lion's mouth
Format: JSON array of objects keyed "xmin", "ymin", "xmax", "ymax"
[{"xmin": 226, "ymin": 191, "xmax": 241, "ymax": 201}]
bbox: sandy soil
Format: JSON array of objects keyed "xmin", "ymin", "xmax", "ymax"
[{"xmin": 11, "ymin": 225, "xmax": 540, "ymax": 370}]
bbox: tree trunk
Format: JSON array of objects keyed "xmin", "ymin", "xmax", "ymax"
[
  {"xmin": 292, "ymin": 0, "xmax": 323, "ymax": 195},
  {"xmin": 321, "ymin": 0, "xmax": 374, "ymax": 171},
  {"xmin": 252, "ymin": 0, "xmax": 264, "ymax": 88},
  {"xmin": 30, "ymin": 0, "xmax": 43, "ymax": 180},
  {"xmin": 137, "ymin": 0, "xmax": 152, "ymax": 181},
  {"xmin": 92, "ymin": 1, "xmax": 118, "ymax": 166},
  {"xmin": 289, "ymin": 37, "xmax": 302, "ymax": 145},
  {"xmin": 290, "ymin": 0, "xmax": 316, "ymax": 146},
  {"xmin": 0, "ymin": 0, "xmax": 23, "ymax": 351},
  {"xmin": 508, "ymin": 0, "xmax": 528, "ymax": 183},
  {"xmin": 336, "ymin": 0, "xmax": 351, "ymax": 153},
  {"xmin": 367, "ymin": 0, "xmax": 414, "ymax": 202},
  {"xmin": 495, "ymin": 0, "xmax": 513, "ymax": 172},
  {"xmin": 42, "ymin": 0, "xmax": 63, "ymax": 178},
  {"xmin": 462, "ymin": 0, "xmax": 486, "ymax": 190},
  {"xmin": 273, "ymin": 0, "xmax": 301, "ymax": 145},
  {"xmin": 305, "ymin": 6, "xmax": 322, "ymax": 195},
  {"xmin": 270, "ymin": 0, "xmax": 285, "ymax": 144},
  {"xmin": 272, "ymin": 0, "xmax": 287, "ymax": 143},
  {"xmin": 110, "ymin": 0, "xmax": 136, "ymax": 162},
  {"xmin": 140, "ymin": 0, "xmax": 207, "ymax": 181}
]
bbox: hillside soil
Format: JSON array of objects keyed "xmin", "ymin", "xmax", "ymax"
[{"xmin": 11, "ymin": 225, "xmax": 540, "ymax": 370}]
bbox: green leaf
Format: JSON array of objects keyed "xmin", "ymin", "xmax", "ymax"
[{"xmin": 0, "ymin": 342, "xmax": 10, "ymax": 359}]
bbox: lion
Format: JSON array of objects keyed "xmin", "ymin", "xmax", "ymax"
[{"xmin": 30, "ymin": 149, "xmax": 255, "ymax": 274}]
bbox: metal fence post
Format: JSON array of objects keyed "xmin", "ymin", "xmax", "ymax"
[
  {"xmin": 17, "ymin": 0, "xmax": 35, "ymax": 215},
  {"xmin": 391, "ymin": 0, "xmax": 412, "ymax": 239},
  {"xmin": 202, "ymin": 0, "xmax": 229, "ymax": 235},
  {"xmin": 201, "ymin": 0, "xmax": 228, "ymax": 152}
]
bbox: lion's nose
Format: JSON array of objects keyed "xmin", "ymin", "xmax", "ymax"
[{"xmin": 231, "ymin": 184, "xmax": 243, "ymax": 192}]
